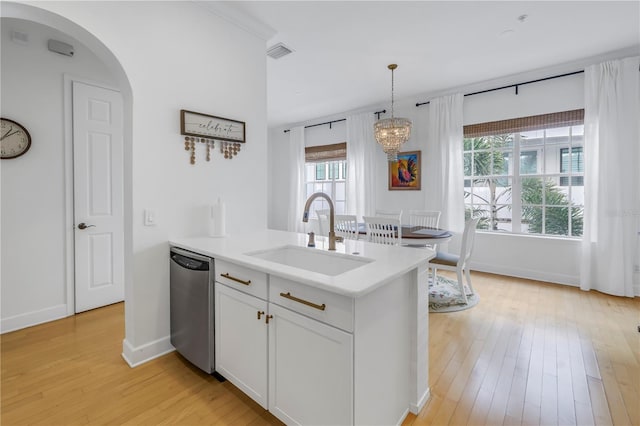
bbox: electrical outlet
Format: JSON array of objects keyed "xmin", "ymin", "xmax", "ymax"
[{"xmin": 634, "ymin": 265, "xmax": 640, "ymax": 273}]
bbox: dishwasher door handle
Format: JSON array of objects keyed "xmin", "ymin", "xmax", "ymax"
[{"xmin": 170, "ymin": 253, "xmax": 210, "ymax": 271}]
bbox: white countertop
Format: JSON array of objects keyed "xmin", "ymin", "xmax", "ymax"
[{"xmin": 170, "ymin": 229, "xmax": 434, "ymax": 297}]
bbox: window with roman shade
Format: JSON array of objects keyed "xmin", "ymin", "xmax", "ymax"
[
  {"xmin": 463, "ymin": 109, "xmax": 584, "ymax": 237},
  {"xmin": 303, "ymin": 143, "xmax": 348, "ymax": 220}
]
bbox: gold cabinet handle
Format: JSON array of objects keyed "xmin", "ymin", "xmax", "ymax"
[
  {"xmin": 257, "ymin": 311, "xmax": 264, "ymax": 320},
  {"xmin": 220, "ymin": 273, "xmax": 251, "ymax": 286},
  {"xmin": 265, "ymin": 314, "xmax": 273, "ymax": 324},
  {"xmin": 279, "ymin": 292, "xmax": 326, "ymax": 311}
]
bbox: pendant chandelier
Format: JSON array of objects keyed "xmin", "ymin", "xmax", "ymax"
[{"xmin": 374, "ymin": 64, "xmax": 412, "ymax": 161}]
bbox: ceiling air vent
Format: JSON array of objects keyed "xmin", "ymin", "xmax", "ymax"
[{"xmin": 267, "ymin": 42, "xmax": 294, "ymax": 59}]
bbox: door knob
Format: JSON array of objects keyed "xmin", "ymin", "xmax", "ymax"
[{"xmin": 77, "ymin": 222, "xmax": 95, "ymax": 230}]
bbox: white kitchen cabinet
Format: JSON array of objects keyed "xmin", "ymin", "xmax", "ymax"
[
  {"xmin": 216, "ymin": 259, "xmax": 268, "ymax": 299},
  {"xmin": 215, "ymin": 263, "xmax": 354, "ymax": 424},
  {"xmin": 187, "ymin": 238, "xmax": 431, "ymax": 426},
  {"xmin": 215, "ymin": 283, "xmax": 268, "ymax": 408},
  {"xmin": 268, "ymin": 302, "xmax": 353, "ymax": 426}
]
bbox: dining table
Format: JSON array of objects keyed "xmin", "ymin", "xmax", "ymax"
[{"xmin": 351, "ymin": 223, "xmax": 453, "ymax": 247}]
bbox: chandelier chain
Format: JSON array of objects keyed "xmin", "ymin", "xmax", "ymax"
[{"xmin": 390, "ymin": 67, "xmax": 395, "ymax": 118}]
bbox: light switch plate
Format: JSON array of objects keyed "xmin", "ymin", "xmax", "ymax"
[{"xmin": 144, "ymin": 209, "xmax": 157, "ymax": 226}]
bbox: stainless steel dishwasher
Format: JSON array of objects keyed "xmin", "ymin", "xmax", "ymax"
[{"xmin": 169, "ymin": 247, "xmax": 215, "ymax": 374}]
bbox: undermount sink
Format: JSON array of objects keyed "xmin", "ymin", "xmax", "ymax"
[{"xmin": 246, "ymin": 245, "xmax": 373, "ymax": 276}]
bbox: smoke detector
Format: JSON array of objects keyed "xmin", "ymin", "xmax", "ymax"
[{"xmin": 267, "ymin": 42, "xmax": 294, "ymax": 59}]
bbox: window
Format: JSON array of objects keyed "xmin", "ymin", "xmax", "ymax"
[
  {"xmin": 304, "ymin": 143, "xmax": 347, "ymax": 221},
  {"xmin": 463, "ymin": 110, "xmax": 584, "ymax": 237}
]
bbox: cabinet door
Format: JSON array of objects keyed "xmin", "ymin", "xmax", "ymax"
[
  {"xmin": 215, "ymin": 283, "xmax": 268, "ymax": 408},
  {"xmin": 268, "ymin": 303, "xmax": 353, "ymax": 425}
]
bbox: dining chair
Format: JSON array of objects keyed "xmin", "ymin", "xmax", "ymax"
[
  {"xmin": 315, "ymin": 209, "xmax": 330, "ymax": 236},
  {"xmin": 408, "ymin": 210, "xmax": 441, "ymax": 249},
  {"xmin": 408, "ymin": 210, "xmax": 441, "ymax": 228},
  {"xmin": 375, "ymin": 209, "xmax": 403, "ymax": 223},
  {"xmin": 334, "ymin": 214, "xmax": 358, "ymax": 240},
  {"xmin": 363, "ymin": 216, "xmax": 402, "ymax": 246},
  {"xmin": 428, "ymin": 218, "xmax": 480, "ymax": 304}
]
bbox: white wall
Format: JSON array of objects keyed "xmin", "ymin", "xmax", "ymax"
[
  {"xmin": 1, "ymin": 17, "xmax": 120, "ymax": 329},
  {"xmin": 267, "ymin": 54, "xmax": 631, "ymax": 287},
  {"xmin": 2, "ymin": 1, "xmax": 269, "ymax": 364}
]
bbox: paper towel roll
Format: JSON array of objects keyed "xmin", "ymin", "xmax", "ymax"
[{"xmin": 208, "ymin": 198, "xmax": 226, "ymax": 237}]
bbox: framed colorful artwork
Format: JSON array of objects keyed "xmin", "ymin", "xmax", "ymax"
[{"xmin": 388, "ymin": 150, "xmax": 421, "ymax": 190}]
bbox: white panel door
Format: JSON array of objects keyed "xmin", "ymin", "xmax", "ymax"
[
  {"xmin": 268, "ymin": 303, "xmax": 353, "ymax": 425},
  {"xmin": 215, "ymin": 283, "xmax": 268, "ymax": 408},
  {"xmin": 73, "ymin": 81, "xmax": 124, "ymax": 313}
]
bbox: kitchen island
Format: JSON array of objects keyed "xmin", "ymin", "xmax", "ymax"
[{"xmin": 170, "ymin": 229, "xmax": 433, "ymax": 425}]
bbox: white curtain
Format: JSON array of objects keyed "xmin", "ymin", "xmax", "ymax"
[
  {"xmin": 287, "ymin": 126, "xmax": 306, "ymax": 233},
  {"xmin": 423, "ymin": 93, "xmax": 465, "ymax": 233},
  {"xmin": 580, "ymin": 56, "xmax": 640, "ymax": 297},
  {"xmin": 346, "ymin": 112, "xmax": 377, "ymax": 221}
]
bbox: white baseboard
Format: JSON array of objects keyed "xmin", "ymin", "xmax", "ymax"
[
  {"xmin": 409, "ymin": 388, "xmax": 430, "ymax": 415},
  {"xmin": 396, "ymin": 408, "xmax": 410, "ymax": 426},
  {"xmin": 470, "ymin": 261, "xmax": 579, "ymax": 287},
  {"xmin": 1, "ymin": 304, "xmax": 69, "ymax": 334},
  {"xmin": 472, "ymin": 262, "xmax": 640, "ymax": 296},
  {"xmin": 121, "ymin": 336, "xmax": 175, "ymax": 367}
]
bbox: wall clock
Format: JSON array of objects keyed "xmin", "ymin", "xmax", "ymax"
[{"xmin": 1, "ymin": 118, "xmax": 32, "ymax": 159}]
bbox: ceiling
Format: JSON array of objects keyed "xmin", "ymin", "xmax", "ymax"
[{"xmin": 221, "ymin": 1, "xmax": 639, "ymax": 127}]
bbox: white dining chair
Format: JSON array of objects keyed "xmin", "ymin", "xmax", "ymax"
[
  {"xmin": 408, "ymin": 210, "xmax": 441, "ymax": 249},
  {"xmin": 408, "ymin": 210, "xmax": 441, "ymax": 228},
  {"xmin": 375, "ymin": 209, "xmax": 403, "ymax": 223},
  {"xmin": 363, "ymin": 216, "xmax": 402, "ymax": 245},
  {"xmin": 315, "ymin": 209, "xmax": 330, "ymax": 236},
  {"xmin": 334, "ymin": 214, "xmax": 358, "ymax": 240},
  {"xmin": 428, "ymin": 218, "xmax": 480, "ymax": 304}
]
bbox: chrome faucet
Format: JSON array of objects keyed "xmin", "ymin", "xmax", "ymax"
[{"xmin": 302, "ymin": 192, "xmax": 337, "ymax": 251}]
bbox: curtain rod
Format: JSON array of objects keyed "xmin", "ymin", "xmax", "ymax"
[
  {"xmin": 415, "ymin": 70, "xmax": 585, "ymax": 107},
  {"xmin": 283, "ymin": 109, "xmax": 386, "ymax": 133}
]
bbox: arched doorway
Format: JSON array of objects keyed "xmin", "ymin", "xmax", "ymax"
[{"xmin": 1, "ymin": 2, "xmax": 133, "ymax": 335}]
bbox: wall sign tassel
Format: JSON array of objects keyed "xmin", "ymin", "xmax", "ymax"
[{"xmin": 183, "ymin": 135, "xmax": 233, "ymax": 164}]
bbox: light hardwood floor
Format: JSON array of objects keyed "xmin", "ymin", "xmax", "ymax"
[
  {"xmin": 2, "ymin": 272, "xmax": 638, "ymax": 425},
  {"xmin": 403, "ymin": 272, "xmax": 640, "ymax": 426}
]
